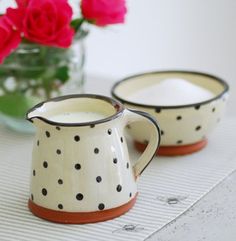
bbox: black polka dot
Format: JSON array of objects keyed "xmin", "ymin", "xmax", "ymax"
[
  {"xmin": 127, "ymin": 124, "xmax": 131, "ymax": 129},
  {"xmin": 42, "ymin": 188, "xmax": 47, "ymax": 196},
  {"xmin": 56, "ymin": 149, "xmax": 61, "ymax": 155},
  {"xmin": 74, "ymin": 163, "xmax": 81, "ymax": 170},
  {"xmin": 116, "ymin": 184, "xmax": 122, "ymax": 192},
  {"xmin": 56, "ymin": 126, "xmax": 61, "ymax": 130},
  {"xmin": 76, "ymin": 193, "xmax": 83, "ymax": 201},
  {"xmin": 31, "ymin": 194, "xmax": 34, "ymax": 201},
  {"xmin": 129, "ymin": 192, "xmax": 132, "ymax": 198},
  {"xmin": 212, "ymin": 107, "xmax": 216, "ymax": 112},
  {"xmin": 74, "ymin": 135, "xmax": 80, "ymax": 142},
  {"xmin": 176, "ymin": 116, "xmax": 182, "ymax": 120},
  {"xmin": 33, "ymin": 170, "xmax": 36, "ymax": 176},
  {"xmin": 90, "ymin": 124, "xmax": 95, "ymax": 128},
  {"xmin": 45, "ymin": 131, "xmax": 50, "ymax": 138},
  {"xmin": 94, "ymin": 148, "xmax": 99, "ymax": 154},
  {"xmin": 195, "ymin": 125, "xmax": 201, "ymax": 131},
  {"xmin": 58, "ymin": 179, "xmax": 63, "ymax": 185},
  {"xmin": 126, "ymin": 162, "xmax": 129, "ymax": 169},
  {"xmin": 120, "ymin": 137, "xmax": 123, "ymax": 143},
  {"xmin": 161, "ymin": 130, "xmax": 164, "ymax": 136},
  {"xmin": 177, "ymin": 140, "xmax": 183, "ymax": 144},
  {"xmin": 98, "ymin": 203, "xmax": 105, "ymax": 210},
  {"xmin": 43, "ymin": 161, "xmax": 48, "ymax": 168},
  {"xmin": 107, "ymin": 129, "xmax": 112, "ymax": 135},
  {"xmin": 155, "ymin": 107, "xmax": 161, "ymax": 113},
  {"xmin": 195, "ymin": 105, "xmax": 201, "ymax": 110},
  {"xmin": 58, "ymin": 204, "xmax": 63, "ymax": 209},
  {"xmin": 96, "ymin": 176, "xmax": 102, "ymax": 183},
  {"xmin": 113, "ymin": 158, "xmax": 118, "ymax": 164},
  {"xmin": 37, "ymin": 140, "xmax": 39, "ymax": 146}
]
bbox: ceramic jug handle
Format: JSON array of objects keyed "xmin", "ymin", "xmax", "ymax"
[{"xmin": 124, "ymin": 109, "xmax": 161, "ymax": 178}]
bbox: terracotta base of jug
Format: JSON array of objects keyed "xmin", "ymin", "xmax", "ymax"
[
  {"xmin": 134, "ymin": 139, "xmax": 208, "ymax": 156},
  {"xmin": 28, "ymin": 193, "xmax": 137, "ymax": 224}
]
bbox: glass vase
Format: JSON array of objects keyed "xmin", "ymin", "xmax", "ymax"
[{"xmin": 0, "ymin": 33, "xmax": 86, "ymax": 133}]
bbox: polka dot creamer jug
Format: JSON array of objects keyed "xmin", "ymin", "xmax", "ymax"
[{"xmin": 26, "ymin": 94, "xmax": 161, "ymax": 224}]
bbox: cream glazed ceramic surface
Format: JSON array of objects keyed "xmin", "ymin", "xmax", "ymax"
[
  {"xmin": 27, "ymin": 94, "xmax": 160, "ymax": 223},
  {"xmin": 112, "ymin": 71, "xmax": 229, "ymax": 147}
]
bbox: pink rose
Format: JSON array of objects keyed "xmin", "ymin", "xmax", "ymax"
[
  {"xmin": 81, "ymin": 0, "xmax": 127, "ymax": 26},
  {"xmin": 0, "ymin": 12, "xmax": 21, "ymax": 64},
  {"xmin": 22, "ymin": 0, "xmax": 74, "ymax": 48}
]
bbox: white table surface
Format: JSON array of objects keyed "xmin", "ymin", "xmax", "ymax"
[{"xmin": 147, "ymin": 171, "xmax": 236, "ymax": 241}]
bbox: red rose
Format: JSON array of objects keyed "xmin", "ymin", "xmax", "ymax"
[
  {"xmin": 81, "ymin": 0, "xmax": 127, "ymax": 26},
  {"xmin": 15, "ymin": 0, "xmax": 29, "ymax": 8},
  {"xmin": 0, "ymin": 12, "xmax": 21, "ymax": 63},
  {"xmin": 22, "ymin": 0, "xmax": 74, "ymax": 48},
  {"xmin": 5, "ymin": 7, "xmax": 25, "ymax": 30}
]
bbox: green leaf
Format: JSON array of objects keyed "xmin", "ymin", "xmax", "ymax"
[
  {"xmin": 0, "ymin": 68, "xmax": 8, "ymax": 76},
  {"xmin": 55, "ymin": 66, "xmax": 69, "ymax": 83},
  {"xmin": 71, "ymin": 18, "xmax": 84, "ymax": 32},
  {"xmin": 14, "ymin": 68, "xmax": 46, "ymax": 79},
  {"xmin": 0, "ymin": 94, "xmax": 39, "ymax": 118}
]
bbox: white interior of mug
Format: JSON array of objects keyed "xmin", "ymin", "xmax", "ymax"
[
  {"xmin": 113, "ymin": 72, "xmax": 228, "ymax": 107},
  {"xmin": 27, "ymin": 95, "xmax": 121, "ymax": 124}
]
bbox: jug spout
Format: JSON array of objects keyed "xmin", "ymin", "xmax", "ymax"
[
  {"xmin": 26, "ymin": 113, "xmax": 40, "ymax": 124},
  {"xmin": 26, "ymin": 102, "xmax": 46, "ymax": 125}
]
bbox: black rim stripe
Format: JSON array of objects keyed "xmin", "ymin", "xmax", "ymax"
[{"xmin": 26, "ymin": 94, "xmax": 124, "ymax": 127}]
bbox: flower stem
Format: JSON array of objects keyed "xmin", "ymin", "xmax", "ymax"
[{"xmin": 71, "ymin": 18, "xmax": 85, "ymax": 32}]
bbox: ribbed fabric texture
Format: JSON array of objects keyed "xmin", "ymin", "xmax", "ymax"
[{"xmin": 0, "ymin": 118, "xmax": 236, "ymax": 241}]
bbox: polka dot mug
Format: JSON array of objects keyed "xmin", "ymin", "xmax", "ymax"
[
  {"xmin": 26, "ymin": 94, "xmax": 161, "ymax": 224},
  {"xmin": 112, "ymin": 71, "xmax": 229, "ymax": 156}
]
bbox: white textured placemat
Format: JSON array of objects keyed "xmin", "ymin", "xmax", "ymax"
[{"xmin": 0, "ymin": 117, "xmax": 236, "ymax": 241}]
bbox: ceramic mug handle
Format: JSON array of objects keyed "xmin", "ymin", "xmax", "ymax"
[{"xmin": 123, "ymin": 109, "xmax": 161, "ymax": 178}]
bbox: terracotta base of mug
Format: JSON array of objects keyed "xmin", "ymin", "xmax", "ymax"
[
  {"xmin": 28, "ymin": 193, "xmax": 137, "ymax": 224},
  {"xmin": 134, "ymin": 139, "xmax": 208, "ymax": 156}
]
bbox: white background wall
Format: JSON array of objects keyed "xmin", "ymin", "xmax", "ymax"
[
  {"xmin": 1, "ymin": 0, "xmax": 235, "ymax": 112},
  {"xmin": 85, "ymin": 0, "xmax": 236, "ymax": 113}
]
